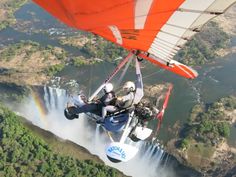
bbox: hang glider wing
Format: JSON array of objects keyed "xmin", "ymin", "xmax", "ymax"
[{"xmin": 33, "ymin": 0, "xmax": 236, "ymax": 78}]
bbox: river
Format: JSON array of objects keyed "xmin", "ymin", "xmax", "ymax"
[{"xmin": 0, "ymin": 1, "xmax": 236, "ymax": 175}]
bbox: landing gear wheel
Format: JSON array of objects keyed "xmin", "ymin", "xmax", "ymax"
[
  {"xmin": 64, "ymin": 107, "xmax": 79, "ymax": 120},
  {"xmin": 129, "ymin": 134, "xmax": 141, "ymax": 142},
  {"xmin": 107, "ymin": 156, "xmax": 122, "ymax": 163}
]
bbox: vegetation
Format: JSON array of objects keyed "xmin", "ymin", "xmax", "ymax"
[
  {"xmin": 0, "ymin": 41, "xmax": 68, "ymax": 81},
  {"xmin": 178, "ymin": 96, "xmax": 236, "ymax": 149},
  {"xmin": 180, "ymin": 138, "xmax": 190, "ymax": 149},
  {"xmin": 45, "ymin": 64, "xmax": 65, "ymax": 76},
  {"xmin": 1, "ymin": 41, "xmax": 39, "ymax": 61},
  {"xmin": 175, "ymin": 22, "xmax": 230, "ymax": 66},
  {"xmin": 44, "ymin": 45, "xmax": 67, "ymax": 61},
  {"xmin": 0, "ymin": 83, "xmax": 29, "ymax": 103},
  {"xmin": 72, "ymin": 56, "xmax": 100, "ymax": 67},
  {"xmin": 0, "ymin": 104, "xmax": 119, "ymax": 177},
  {"xmin": 220, "ymin": 96, "xmax": 236, "ymax": 111},
  {"xmin": 58, "ymin": 34, "xmax": 89, "ymax": 48},
  {"xmin": 0, "ymin": 41, "xmax": 68, "ymax": 62},
  {"xmin": 0, "ymin": 40, "xmax": 67, "ymax": 61},
  {"xmin": 0, "ymin": 0, "xmax": 28, "ymax": 30},
  {"xmin": 186, "ymin": 142, "xmax": 215, "ymax": 168},
  {"xmin": 81, "ymin": 36, "xmax": 128, "ymax": 62},
  {"xmin": 172, "ymin": 97, "xmax": 236, "ymax": 176},
  {"xmin": 0, "ymin": 21, "xmax": 11, "ymax": 31},
  {"xmin": 59, "ymin": 34, "xmax": 128, "ymax": 67}
]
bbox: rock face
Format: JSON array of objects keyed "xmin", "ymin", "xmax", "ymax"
[
  {"xmin": 166, "ymin": 96, "xmax": 236, "ymax": 177},
  {"xmin": 210, "ymin": 141, "xmax": 236, "ymax": 177},
  {"xmin": 167, "ymin": 139, "xmax": 236, "ymax": 177}
]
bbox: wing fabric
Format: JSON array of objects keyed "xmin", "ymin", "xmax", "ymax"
[
  {"xmin": 33, "ymin": 0, "xmax": 185, "ymax": 51},
  {"xmin": 33, "ymin": 0, "xmax": 236, "ymax": 78}
]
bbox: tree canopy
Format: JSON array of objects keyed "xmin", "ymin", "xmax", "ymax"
[{"xmin": 0, "ymin": 104, "xmax": 120, "ymax": 177}]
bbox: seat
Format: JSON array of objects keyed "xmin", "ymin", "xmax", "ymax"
[
  {"xmin": 104, "ymin": 113, "xmax": 129, "ymax": 132},
  {"xmin": 107, "ymin": 106, "xmax": 135, "ymax": 117}
]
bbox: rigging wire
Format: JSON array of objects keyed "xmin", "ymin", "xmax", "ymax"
[
  {"xmin": 88, "ymin": 63, "xmax": 93, "ymax": 96},
  {"xmin": 101, "ymin": 59, "xmax": 109, "ymax": 79},
  {"xmin": 116, "ymin": 55, "xmax": 133, "ymax": 87},
  {"xmin": 142, "ymin": 70, "xmax": 163, "ymax": 80}
]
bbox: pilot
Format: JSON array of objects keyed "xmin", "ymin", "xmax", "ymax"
[
  {"xmin": 65, "ymin": 83, "xmax": 116, "ymax": 119},
  {"xmin": 101, "ymin": 81, "xmax": 135, "ymax": 119}
]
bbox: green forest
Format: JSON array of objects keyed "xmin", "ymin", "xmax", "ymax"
[{"xmin": 0, "ymin": 104, "xmax": 120, "ymax": 177}]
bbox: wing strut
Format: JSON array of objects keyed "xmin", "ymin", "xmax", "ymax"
[
  {"xmin": 155, "ymin": 84, "xmax": 173, "ymax": 133},
  {"xmin": 133, "ymin": 58, "xmax": 144, "ymax": 104},
  {"xmin": 88, "ymin": 52, "xmax": 134, "ymax": 101}
]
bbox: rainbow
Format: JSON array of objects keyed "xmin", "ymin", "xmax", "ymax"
[{"xmin": 30, "ymin": 87, "xmax": 49, "ymax": 128}]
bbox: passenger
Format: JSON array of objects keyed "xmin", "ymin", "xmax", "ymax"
[{"xmin": 102, "ymin": 81, "xmax": 135, "ymax": 119}]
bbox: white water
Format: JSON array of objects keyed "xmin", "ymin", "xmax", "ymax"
[{"xmin": 17, "ymin": 86, "xmax": 175, "ymax": 177}]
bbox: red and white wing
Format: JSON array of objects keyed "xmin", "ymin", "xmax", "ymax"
[{"xmin": 33, "ymin": 0, "xmax": 236, "ymax": 78}]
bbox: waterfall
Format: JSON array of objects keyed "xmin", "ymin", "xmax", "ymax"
[
  {"xmin": 48, "ymin": 87, "xmax": 56, "ymax": 110},
  {"xmin": 19, "ymin": 86, "xmax": 175, "ymax": 177},
  {"xmin": 43, "ymin": 86, "xmax": 50, "ymax": 111}
]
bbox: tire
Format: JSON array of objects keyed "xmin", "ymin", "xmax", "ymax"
[
  {"xmin": 64, "ymin": 108, "xmax": 78, "ymax": 120},
  {"xmin": 107, "ymin": 155, "xmax": 122, "ymax": 163},
  {"xmin": 129, "ymin": 134, "xmax": 141, "ymax": 142}
]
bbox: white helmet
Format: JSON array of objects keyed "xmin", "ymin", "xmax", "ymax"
[
  {"xmin": 123, "ymin": 81, "xmax": 135, "ymax": 92},
  {"xmin": 104, "ymin": 83, "xmax": 113, "ymax": 93}
]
